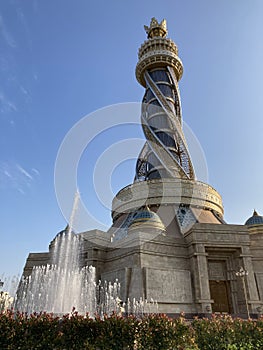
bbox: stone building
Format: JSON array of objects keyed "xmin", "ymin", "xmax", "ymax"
[{"xmin": 23, "ymin": 18, "xmax": 263, "ymax": 317}]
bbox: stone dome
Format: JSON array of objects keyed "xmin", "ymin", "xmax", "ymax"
[
  {"xmin": 245, "ymin": 210, "xmax": 263, "ymax": 226},
  {"xmin": 128, "ymin": 207, "xmax": 166, "ymax": 232}
]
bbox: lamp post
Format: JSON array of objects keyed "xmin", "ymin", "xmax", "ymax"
[{"xmin": 236, "ymin": 267, "xmax": 250, "ymax": 318}]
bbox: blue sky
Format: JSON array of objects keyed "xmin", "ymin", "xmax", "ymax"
[{"xmin": 1, "ymin": 0, "xmax": 263, "ymax": 277}]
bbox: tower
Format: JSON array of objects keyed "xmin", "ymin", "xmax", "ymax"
[
  {"xmin": 22, "ymin": 18, "xmax": 263, "ymax": 317},
  {"xmin": 111, "ymin": 18, "xmax": 224, "ymax": 239},
  {"xmin": 135, "ymin": 17, "xmax": 194, "ymax": 181},
  {"xmin": 100, "ymin": 18, "xmax": 227, "ymax": 313},
  {"xmin": 101, "ymin": 18, "xmax": 262, "ymax": 315}
]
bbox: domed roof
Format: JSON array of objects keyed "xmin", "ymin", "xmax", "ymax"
[
  {"xmin": 128, "ymin": 207, "xmax": 166, "ymax": 232},
  {"xmin": 245, "ymin": 210, "xmax": 263, "ymax": 226}
]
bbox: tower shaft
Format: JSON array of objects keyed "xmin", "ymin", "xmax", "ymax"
[{"xmin": 135, "ymin": 18, "xmax": 195, "ymax": 181}]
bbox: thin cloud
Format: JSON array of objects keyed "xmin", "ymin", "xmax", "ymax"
[
  {"xmin": 16, "ymin": 7, "xmax": 32, "ymax": 51},
  {"xmin": 4, "ymin": 170, "xmax": 12, "ymax": 178},
  {"xmin": 4, "ymin": 76, "xmax": 31, "ymax": 104},
  {"xmin": 0, "ymin": 55, "xmax": 10, "ymax": 72},
  {"xmin": 17, "ymin": 188, "xmax": 25, "ymax": 195},
  {"xmin": 7, "ymin": 100, "xmax": 17, "ymax": 112},
  {"xmin": 0, "ymin": 91, "xmax": 17, "ymax": 114},
  {"xmin": 32, "ymin": 168, "xmax": 40, "ymax": 175},
  {"xmin": 0, "ymin": 162, "xmax": 39, "ymax": 194},
  {"xmin": 19, "ymin": 84, "xmax": 31, "ymax": 104},
  {"xmin": 20, "ymin": 85, "xmax": 28, "ymax": 95},
  {"xmin": 0, "ymin": 15, "xmax": 16, "ymax": 48},
  {"xmin": 16, "ymin": 164, "xmax": 33, "ymax": 180}
]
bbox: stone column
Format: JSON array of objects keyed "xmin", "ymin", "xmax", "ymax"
[
  {"xmin": 240, "ymin": 246, "xmax": 262, "ymax": 314},
  {"xmin": 190, "ymin": 243, "xmax": 212, "ymax": 313}
]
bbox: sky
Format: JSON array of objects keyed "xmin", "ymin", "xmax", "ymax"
[{"xmin": 1, "ymin": 0, "xmax": 263, "ymax": 278}]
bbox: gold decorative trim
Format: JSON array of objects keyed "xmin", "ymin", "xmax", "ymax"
[
  {"xmin": 144, "ymin": 18, "xmax": 168, "ymax": 39},
  {"xmin": 135, "ymin": 28, "xmax": 183, "ymax": 86}
]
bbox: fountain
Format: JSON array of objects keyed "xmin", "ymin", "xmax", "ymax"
[
  {"xmin": 14, "ymin": 251, "xmax": 97, "ymax": 315},
  {"xmin": 13, "ymin": 191, "xmax": 157, "ymax": 316},
  {"xmin": 14, "ymin": 192, "xmax": 121, "ymax": 316},
  {"xmin": 0, "ymin": 275, "xmax": 19, "ymax": 311}
]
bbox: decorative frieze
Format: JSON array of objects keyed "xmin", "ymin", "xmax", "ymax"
[
  {"xmin": 112, "ymin": 178, "xmax": 223, "ymax": 220},
  {"xmin": 145, "ymin": 268, "xmax": 192, "ymax": 303}
]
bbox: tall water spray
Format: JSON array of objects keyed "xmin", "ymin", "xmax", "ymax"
[
  {"xmin": 13, "ymin": 191, "xmax": 158, "ymax": 316},
  {"xmin": 15, "ymin": 192, "xmax": 98, "ymax": 315}
]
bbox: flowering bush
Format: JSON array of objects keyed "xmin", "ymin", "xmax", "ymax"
[
  {"xmin": 0, "ymin": 310, "xmax": 263, "ymax": 349},
  {"xmin": 192, "ymin": 314, "xmax": 263, "ymax": 350},
  {"xmin": 94, "ymin": 313, "xmax": 138, "ymax": 349},
  {"xmin": 136, "ymin": 313, "xmax": 197, "ymax": 350},
  {"xmin": 0, "ymin": 309, "xmax": 61, "ymax": 349}
]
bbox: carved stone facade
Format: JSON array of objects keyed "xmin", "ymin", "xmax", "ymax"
[{"xmin": 22, "ymin": 217, "xmax": 263, "ymax": 316}]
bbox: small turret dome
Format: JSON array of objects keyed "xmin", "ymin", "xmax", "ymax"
[
  {"xmin": 128, "ymin": 207, "xmax": 166, "ymax": 233},
  {"xmin": 245, "ymin": 210, "xmax": 263, "ymax": 226}
]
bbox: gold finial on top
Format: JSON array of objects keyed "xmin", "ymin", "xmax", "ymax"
[{"xmin": 144, "ymin": 17, "xmax": 167, "ymax": 39}]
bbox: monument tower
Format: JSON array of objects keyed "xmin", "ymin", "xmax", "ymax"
[
  {"xmin": 87, "ymin": 18, "xmax": 227, "ymax": 314},
  {"xmin": 22, "ymin": 18, "xmax": 263, "ymax": 317},
  {"xmin": 135, "ymin": 17, "xmax": 194, "ymax": 181},
  {"xmin": 111, "ymin": 17, "xmax": 224, "ymax": 240}
]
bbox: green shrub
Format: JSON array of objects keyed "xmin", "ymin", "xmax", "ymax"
[
  {"xmin": 94, "ymin": 313, "xmax": 138, "ymax": 349},
  {"xmin": 136, "ymin": 313, "xmax": 197, "ymax": 350},
  {"xmin": 58, "ymin": 310, "xmax": 97, "ymax": 350},
  {"xmin": 1, "ymin": 310, "xmax": 263, "ymax": 350},
  {"xmin": 0, "ymin": 310, "xmax": 61, "ymax": 350},
  {"xmin": 192, "ymin": 315, "xmax": 263, "ymax": 350}
]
